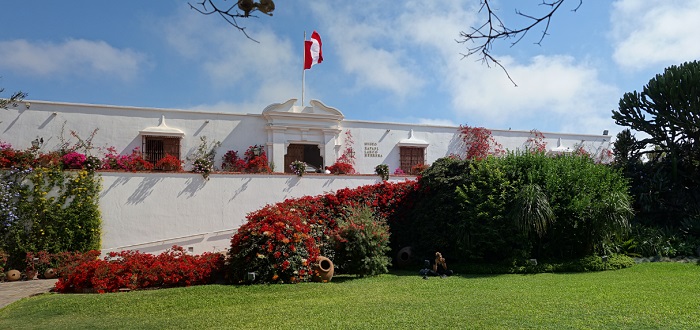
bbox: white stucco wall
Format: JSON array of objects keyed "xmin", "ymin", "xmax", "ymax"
[{"xmin": 99, "ymin": 172, "xmax": 409, "ymax": 255}]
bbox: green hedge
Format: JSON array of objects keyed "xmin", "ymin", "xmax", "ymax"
[
  {"xmin": 1, "ymin": 167, "xmax": 101, "ymax": 268},
  {"xmin": 402, "ymin": 152, "xmax": 633, "ymax": 263}
]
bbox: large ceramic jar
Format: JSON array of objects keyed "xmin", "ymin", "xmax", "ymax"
[
  {"xmin": 44, "ymin": 268, "xmax": 57, "ymax": 279},
  {"xmin": 312, "ymin": 256, "xmax": 334, "ymax": 283},
  {"xmin": 5, "ymin": 269, "xmax": 21, "ymax": 281}
]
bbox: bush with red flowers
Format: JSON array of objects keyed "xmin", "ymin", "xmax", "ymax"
[
  {"xmin": 221, "ymin": 150, "xmax": 246, "ymax": 172},
  {"xmin": 327, "ymin": 161, "xmax": 355, "ymax": 175},
  {"xmin": 53, "ymin": 246, "xmax": 224, "ymax": 293},
  {"xmin": 243, "ymin": 145, "xmax": 271, "ymax": 173},
  {"xmin": 155, "ymin": 154, "xmax": 183, "ymax": 171},
  {"xmin": 101, "ymin": 147, "xmax": 154, "ymax": 172},
  {"xmin": 62, "ymin": 152, "xmax": 87, "ymax": 169},
  {"xmin": 227, "ymin": 180, "xmax": 420, "ymax": 283}
]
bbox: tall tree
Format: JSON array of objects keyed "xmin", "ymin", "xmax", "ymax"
[
  {"xmin": 612, "ymin": 61, "xmax": 700, "ymax": 228},
  {"xmin": 612, "ymin": 61, "xmax": 700, "ymax": 171}
]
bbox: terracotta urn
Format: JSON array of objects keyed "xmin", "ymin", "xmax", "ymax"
[
  {"xmin": 44, "ymin": 268, "xmax": 57, "ymax": 279},
  {"xmin": 312, "ymin": 256, "xmax": 334, "ymax": 283},
  {"xmin": 396, "ymin": 246, "xmax": 413, "ymax": 267},
  {"xmin": 5, "ymin": 269, "xmax": 21, "ymax": 281}
]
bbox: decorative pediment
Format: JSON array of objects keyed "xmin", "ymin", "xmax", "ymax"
[
  {"xmin": 262, "ymin": 99, "xmax": 344, "ymax": 130},
  {"xmin": 398, "ymin": 129, "xmax": 429, "ymax": 147},
  {"xmin": 139, "ymin": 115, "xmax": 185, "ymax": 137}
]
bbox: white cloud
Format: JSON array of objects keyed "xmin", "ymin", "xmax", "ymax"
[
  {"xmin": 160, "ymin": 8, "xmax": 300, "ymax": 109},
  {"xmin": 611, "ymin": 0, "xmax": 700, "ymax": 71},
  {"xmin": 446, "ymin": 55, "xmax": 620, "ymax": 134},
  {"xmin": 310, "ymin": 2, "xmax": 428, "ymax": 98},
  {"xmin": 0, "ymin": 39, "xmax": 146, "ymax": 81}
]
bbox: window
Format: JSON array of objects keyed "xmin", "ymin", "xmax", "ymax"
[
  {"xmin": 400, "ymin": 147, "xmax": 425, "ymax": 174},
  {"xmin": 143, "ymin": 136, "xmax": 181, "ymax": 167}
]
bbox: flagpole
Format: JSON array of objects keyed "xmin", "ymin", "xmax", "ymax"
[{"xmin": 302, "ymin": 31, "xmax": 306, "ymax": 107}]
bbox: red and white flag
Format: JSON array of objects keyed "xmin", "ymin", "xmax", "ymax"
[{"xmin": 304, "ymin": 31, "xmax": 323, "ymax": 70}]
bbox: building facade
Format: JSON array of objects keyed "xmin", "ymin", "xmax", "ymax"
[{"xmin": 2, "ymin": 99, "xmax": 612, "ymax": 173}]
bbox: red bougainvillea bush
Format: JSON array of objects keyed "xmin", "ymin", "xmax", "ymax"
[
  {"xmin": 227, "ymin": 180, "xmax": 419, "ymax": 284},
  {"xmin": 54, "ymin": 246, "xmax": 224, "ymax": 293}
]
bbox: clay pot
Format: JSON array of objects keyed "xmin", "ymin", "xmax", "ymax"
[
  {"xmin": 5, "ymin": 269, "xmax": 21, "ymax": 281},
  {"xmin": 44, "ymin": 268, "xmax": 57, "ymax": 279},
  {"xmin": 396, "ymin": 246, "xmax": 413, "ymax": 267},
  {"xmin": 312, "ymin": 256, "xmax": 334, "ymax": 283}
]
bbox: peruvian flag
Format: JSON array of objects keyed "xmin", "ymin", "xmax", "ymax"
[{"xmin": 304, "ymin": 31, "xmax": 323, "ymax": 70}]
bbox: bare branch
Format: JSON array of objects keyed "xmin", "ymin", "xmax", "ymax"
[
  {"xmin": 189, "ymin": 0, "xmax": 276, "ymax": 42},
  {"xmin": 458, "ymin": 0, "xmax": 582, "ymax": 86}
]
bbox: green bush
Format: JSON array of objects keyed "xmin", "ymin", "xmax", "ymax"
[
  {"xmin": 1, "ymin": 167, "xmax": 101, "ymax": 268},
  {"xmin": 405, "ymin": 152, "xmax": 634, "ymax": 263},
  {"xmin": 332, "ymin": 205, "xmax": 392, "ymax": 276}
]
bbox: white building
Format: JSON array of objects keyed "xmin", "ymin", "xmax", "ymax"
[
  {"xmin": 0, "ymin": 99, "xmax": 612, "ymax": 254},
  {"xmin": 2, "ymin": 99, "xmax": 611, "ymax": 174}
]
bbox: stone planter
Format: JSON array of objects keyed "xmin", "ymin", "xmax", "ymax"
[{"xmin": 312, "ymin": 256, "xmax": 334, "ymax": 283}]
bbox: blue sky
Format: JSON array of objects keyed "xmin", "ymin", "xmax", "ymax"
[{"xmin": 1, "ymin": 1, "xmax": 699, "ymax": 137}]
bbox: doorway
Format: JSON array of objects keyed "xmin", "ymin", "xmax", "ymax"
[{"xmin": 284, "ymin": 144, "xmax": 323, "ymax": 173}]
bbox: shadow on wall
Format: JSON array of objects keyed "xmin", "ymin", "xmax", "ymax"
[
  {"xmin": 127, "ymin": 176, "xmax": 164, "ymax": 205},
  {"xmin": 178, "ymin": 176, "xmax": 208, "ymax": 198},
  {"xmin": 228, "ymin": 177, "xmax": 252, "ymax": 202},
  {"xmin": 447, "ymin": 132, "xmax": 463, "ymax": 157},
  {"xmin": 283, "ymin": 175, "xmax": 301, "ymax": 192}
]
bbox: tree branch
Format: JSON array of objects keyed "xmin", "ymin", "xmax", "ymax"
[
  {"xmin": 189, "ymin": 0, "xmax": 275, "ymax": 43},
  {"xmin": 458, "ymin": 0, "xmax": 582, "ymax": 86}
]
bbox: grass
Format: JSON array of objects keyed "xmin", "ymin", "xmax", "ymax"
[{"xmin": 1, "ymin": 262, "xmax": 699, "ymax": 329}]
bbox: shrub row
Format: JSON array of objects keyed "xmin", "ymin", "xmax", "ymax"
[{"xmin": 54, "ymin": 246, "xmax": 224, "ymax": 293}]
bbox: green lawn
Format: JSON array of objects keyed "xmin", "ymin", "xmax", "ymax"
[{"xmin": 1, "ymin": 262, "xmax": 699, "ymax": 329}]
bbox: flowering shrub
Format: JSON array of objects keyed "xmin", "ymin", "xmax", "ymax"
[
  {"xmin": 243, "ymin": 145, "xmax": 271, "ymax": 173},
  {"xmin": 228, "ymin": 207, "xmax": 319, "ymax": 284},
  {"xmin": 25, "ymin": 250, "xmax": 58, "ymax": 278},
  {"xmin": 228, "ymin": 180, "xmax": 420, "ymax": 283},
  {"xmin": 188, "ymin": 136, "xmax": 221, "ymax": 179},
  {"xmin": 0, "ymin": 142, "xmax": 15, "ymax": 168},
  {"xmin": 101, "ymin": 147, "xmax": 153, "ymax": 172},
  {"xmin": 290, "ymin": 160, "xmax": 307, "ymax": 177},
  {"xmin": 410, "ymin": 163, "xmax": 429, "ymax": 175},
  {"xmin": 221, "ymin": 150, "xmax": 246, "ymax": 172},
  {"xmin": 0, "ymin": 170, "xmax": 21, "ymax": 231},
  {"xmin": 54, "ymin": 246, "xmax": 225, "ymax": 293},
  {"xmin": 34, "ymin": 151, "xmax": 63, "ymax": 168},
  {"xmin": 393, "ymin": 168, "xmax": 406, "ymax": 175},
  {"xmin": 62, "ymin": 152, "xmax": 87, "ymax": 169},
  {"xmin": 155, "ymin": 154, "xmax": 183, "ymax": 171},
  {"xmin": 525, "ymin": 129, "xmax": 547, "ymax": 153},
  {"xmin": 327, "ymin": 161, "xmax": 354, "ymax": 175},
  {"xmin": 375, "ymin": 164, "xmax": 389, "ymax": 181},
  {"xmin": 459, "ymin": 125, "xmax": 505, "ymax": 160}
]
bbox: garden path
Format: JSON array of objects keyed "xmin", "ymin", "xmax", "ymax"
[{"xmin": 0, "ymin": 279, "xmax": 57, "ymax": 309}]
